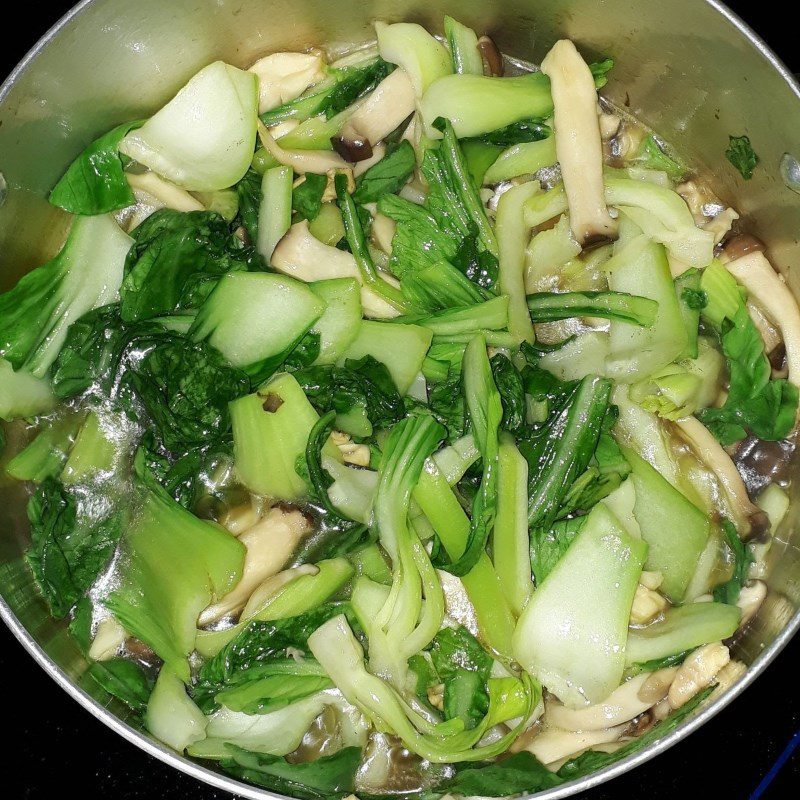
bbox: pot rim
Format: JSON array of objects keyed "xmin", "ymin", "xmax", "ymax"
[{"xmin": 2, "ymin": 2, "xmax": 799, "ymax": 798}]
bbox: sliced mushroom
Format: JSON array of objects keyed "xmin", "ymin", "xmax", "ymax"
[
  {"xmin": 737, "ymin": 579, "xmax": 767, "ymax": 626},
  {"xmin": 725, "ymin": 251, "xmax": 800, "ymax": 398},
  {"xmin": 521, "ymin": 722, "xmax": 627, "ymax": 766},
  {"xmin": 88, "ymin": 616, "xmax": 127, "ymax": 662},
  {"xmin": 545, "ymin": 674, "xmax": 662, "ymax": 732},
  {"xmin": 341, "ymin": 69, "xmax": 415, "ymax": 149},
  {"xmin": 540, "ymin": 40, "xmax": 617, "ymax": 245},
  {"xmin": 667, "ymin": 642, "xmax": 730, "ymax": 709},
  {"xmin": 257, "ymin": 120, "xmax": 348, "ymax": 175},
  {"xmin": 672, "ymin": 415, "xmax": 761, "ymax": 535},
  {"xmin": 720, "ymin": 233, "xmax": 765, "ymax": 262},
  {"xmin": 629, "ymin": 583, "xmax": 668, "ymax": 625},
  {"xmin": 703, "ymin": 207, "xmax": 739, "ymax": 245},
  {"xmin": 477, "ymin": 35, "xmax": 504, "ymax": 77},
  {"xmin": 747, "ymin": 301, "xmax": 783, "ymax": 356},
  {"xmin": 331, "ymin": 134, "xmax": 374, "ymax": 163},
  {"xmin": 271, "ymin": 220, "xmax": 400, "ymax": 318},
  {"xmin": 126, "ymin": 172, "xmax": 205, "ymax": 212},
  {"xmin": 710, "ymin": 659, "xmax": 747, "ymax": 701},
  {"xmin": 249, "ymin": 51, "xmax": 326, "ymax": 114},
  {"xmin": 199, "ymin": 506, "xmax": 313, "ymax": 625}
]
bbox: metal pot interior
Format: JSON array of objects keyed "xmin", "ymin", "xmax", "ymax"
[{"xmin": 2, "ymin": 0, "xmax": 800, "ymax": 796}]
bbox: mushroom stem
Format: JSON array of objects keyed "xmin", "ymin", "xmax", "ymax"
[
  {"xmin": 540, "ymin": 40, "xmax": 617, "ymax": 245},
  {"xmin": 257, "ymin": 120, "xmax": 348, "ymax": 174},
  {"xmin": 672, "ymin": 415, "xmax": 760, "ymax": 534}
]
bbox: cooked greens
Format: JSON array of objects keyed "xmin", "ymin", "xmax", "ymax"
[{"xmin": 1, "ymin": 14, "xmax": 791, "ymax": 800}]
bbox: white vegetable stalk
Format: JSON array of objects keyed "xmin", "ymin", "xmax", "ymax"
[
  {"xmin": 257, "ymin": 166, "xmax": 293, "ymax": 262},
  {"xmin": 375, "ymin": 22, "xmax": 452, "ymax": 97},
  {"xmin": 672, "ymin": 415, "xmax": 761, "ymax": 534},
  {"xmin": 540, "ymin": 40, "xmax": 617, "ymax": 244},
  {"xmin": 119, "ymin": 62, "xmax": 258, "ymax": 192},
  {"xmin": 248, "ymin": 51, "xmax": 326, "ymax": 114}
]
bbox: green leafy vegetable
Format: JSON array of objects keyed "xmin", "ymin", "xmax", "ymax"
[
  {"xmin": 682, "ymin": 287, "xmax": 708, "ymax": 310},
  {"xmin": 293, "ymin": 173, "xmax": 328, "ymax": 221},
  {"xmin": 630, "ymin": 134, "xmax": 684, "ymax": 181},
  {"xmin": 84, "ymin": 657, "xmax": 153, "ymax": 714},
  {"xmin": 128, "ymin": 335, "xmax": 250, "ymax": 451},
  {"xmin": 698, "ymin": 305, "xmax": 798, "ymax": 444},
  {"xmin": 49, "ymin": 121, "xmax": 144, "ymax": 214},
  {"xmin": 293, "ymin": 355, "xmax": 405, "ymax": 430},
  {"xmin": 378, "ymin": 120, "xmax": 498, "ymax": 289},
  {"xmin": 401, "ymin": 260, "xmax": 487, "ymax": 313},
  {"xmin": 490, "ymin": 353, "xmax": 526, "ymax": 434},
  {"xmin": 519, "ymin": 375, "xmax": 612, "ymax": 527},
  {"xmin": 726, "ymin": 135, "xmax": 758, "ymax": 180},
  {"xmin": 469, "ymin": 118, "xmax": 550, "ymax": 147},
  {"xmin": 235, "ymin": 168, "xmax": 263, "ymax": 244},
  {"xmin": 712, "ymin": 519, "xmax": 753, "ymax": 605},
  {"xmin": 221, "ymin": 745, "xmax": 361, "ymax": 800},
  {"xmin": 438, "ymin": 752, "xmax": 560, "ymax": 797},
  {"xmin": 529, "ymin": 516, "xmax": 584, "ymax": 585},
  {"xmin": 27, "ymin": 478, "xmax": 122, "ymax": 617},
  {"xmin": 433, "ymin": 335, "xmax": 502, "ymax": 576},
  {"xmin": 336, "ymin": 175, "xmax": 409, "ymax": 311},
  {"xmin": 429, "ymin": 626, "xmax": 493, "ymax": 731},
  {"xmin": 120, "ymin": 209, "xmax": 258, "ymax": 322},
  {"xmin": 353, "ymin": 141, "xmax": 416, "ymax": 204},
  {"xmin": 194, "ymin": 604, "xmax": 347, "ymax": 712},
  {"xmin": 526, "ymin": 291, "xmax": 658, "ymax": 326},
  {"xmin": 0, "ymin": 215, "xmax": 131, "ymax": 378}
]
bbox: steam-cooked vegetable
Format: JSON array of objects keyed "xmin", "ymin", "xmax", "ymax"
[
  {"xmin": 1, "ymin": 17, "xmax": 787, "ymax": 798},
  {"xmin": 0, "ymin": 214, "xmax": 131, "ymax": 377},
  {"xmin": 541, "ymin": 40, "xmax": 617, "ymax": 244},
  {"xmin": 119, "ymin": 62, "xmax": 258, "ymax": 191}
]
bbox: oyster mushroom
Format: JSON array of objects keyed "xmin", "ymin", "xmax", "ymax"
[
  {"xmin": 540, "ymin": 40, "xmax": 617, "ymax": 245},
  {"xmin": 248, "ymin": 51, "xmax": 326, "ymax": 114},
  {"xmin": 271, "ymin": 220, "xmax": 401, "ymax": 319}
]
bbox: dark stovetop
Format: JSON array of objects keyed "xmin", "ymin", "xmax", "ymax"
[{"xmin": 3, "ymin": 2, "xmax": 800, "ymax": 798}]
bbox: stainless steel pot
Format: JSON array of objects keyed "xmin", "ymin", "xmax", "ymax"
[{"xmin": 2, "ymin": 1, "xmax": 799, "ymax": 797}]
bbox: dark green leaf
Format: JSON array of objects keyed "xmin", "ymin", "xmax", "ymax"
[
  {"xmin": 628, "ymin": 649, "xmax": 691, "ymax": 677},
  {"xmin": 530, "ymin": 516, "xmax": 585, "ymax": 585},
  {"xmin": 429, "ymin": 626, "xmax": 492, "ymax": 731},
  {"xmin": 323, "ymin": 60, "xmax": 394, "ymax": 118},
  {"xmin": 353, "ymin": 141, "xmax": 416, "ymax": 204},
  {"xmin": 519, "ymin": 375, "xmax": 612, "ymax": 528},
  {"xmin": 490, "ymin": 353, "xmax": 526, "ymax": 434},
  {"xmin": 49, "ymin": 121, "xmax": 143, "ymax": 215},
  {"xmin": 26, "ymin": 478, "xmax": 122, "ymax": 617},
  {"xmin": 125, "ymin": 335, "xmax": 251, "ymax": 452},
  {"xmin": 712, "ymin": 519, "xmax": 753, "ymax": 605},
  {"xmin": 120, "ymin": 209, "xmax": 258, "ymax": 322},
  {"xmin": 681, "ymin": 287, "xmax": 708, "ymax": 310},
  {"xmin": 222, "ymin": 745, "xmax": 361, "ymax": 800},
  {"xmin": 293, "ymin": 355, "xmax": 405, "ymax": 430},
  {"xmin": 293, "ymin": 174, "xmax": 328, "ymax": 221},
  {"xmin": 589, "ymin": 58, "xmax": 615, "ymax": 88},
  {"xmin": 235, "ymin": 168, "xmax": 263, "ymax": 245},
  {"xmin": 194, "ymin": 604, "xmax": 347, "ymax": 712},
  {"xmin": 440, "ymin": 752, "xmax": 561, "ymax": 796},
  {"xmin": 468, "ymin": 118, "xmax": 550, "ymax": 147},
  {"xmin": 726, "ymin": 135, "xmax": 759, "ymax": 180},
  {"xmin": 84, "ymin": 657, "xmax": 153, "ymax": 714}
]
